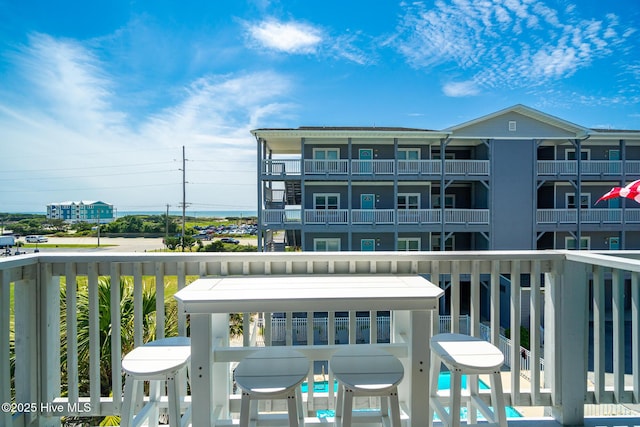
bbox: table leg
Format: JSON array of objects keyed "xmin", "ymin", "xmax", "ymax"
[
  {"xmin": 409, "ymin": 310, "xmax": 431, "ymax": 427},
  {"xmin": 190, "ymin": 314, "xmax": 214, "ymax": 427}
]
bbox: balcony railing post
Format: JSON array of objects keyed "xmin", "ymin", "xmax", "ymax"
[
  {"xmin": 38, "ymin": 262, "xmax": 61, "ymax": 427},
  {"xmin": 545, "ymin": 259, "xmax": 589, "ymax": 425}
]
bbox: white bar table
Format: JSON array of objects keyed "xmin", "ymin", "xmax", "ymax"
[{"xmin": 174, "ymin": 274, "xmax": 443, "ymax": 427}]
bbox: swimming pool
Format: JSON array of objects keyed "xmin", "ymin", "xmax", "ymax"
[
  {"xmin": 301, "ymin": 372, "xmax": 489, "ymax": 393},
  {"xmin": 304, "ymin": 372, "xmax": 522, "ymax": 419}
]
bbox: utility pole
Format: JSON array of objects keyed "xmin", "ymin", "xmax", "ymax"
[
  {"xmin": 165, "ymin": 203, "xmax": 170, "ymax": 246},
  {"xmin": 181, "ymin": 146, "xmax": 186, "ymax": 252}
]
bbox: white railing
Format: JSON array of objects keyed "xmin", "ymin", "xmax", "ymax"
[
  {"xmin": 445, "ymin": 160, "xmax": 490, "ymax": 175},
  {"xmin": 262, "ymin": 159, "xmax": 301, "ymax": 175},
  {"xmin": 537, "ymin": 160, "xmax": 640, "ymax": 176},
  {"xmin": 304, "ymin": 209, "xmax": 349, "ymax": 224},
  {"xmin": 397, "ymin": 209, "xmax": 441, "ymax": 224},
  {"xmin": 537, "ymin": 209, "xmax": 640, "ymax": 224},
  {"xmin": 351, "ymin": 209, "xmax": 394, "ymax": 224},
  {"xmin": 4, "ymin": 251, "xmax": 640, "ymax": 427},
  {"xmin": 304, "ymin": 160, "xmax": 349, "ymax": 175},
  {"xmin": 445, "ymin": 209, "xmax": 490, "ymax": 224},
  {"xmin": 262, "ymin": 209, "xmax": 303, "ymax": 224},
  {"xmin": 397, "ymin": 160, "xmax": 440, "ymax": 175},
  {"xmin": 351, "ymin": 160, "xmax": 394, "ymax": 175}
]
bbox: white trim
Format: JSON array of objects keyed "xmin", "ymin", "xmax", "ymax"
[
  {"xmin": 565, "ymin": 236, "xmax": 590, "ymax": 250},
  {"xmin": 398, "ymin": 238, "xmax": 421, "ymax": 251},
  {"xmin": 398, "ymin": 193, "xmax": 420, "ymax": 209},
  {"xmin": 313, "ymin": 238, "xmax": 341, "ymax": 251},
  {"xmin": 313, "ymin": 193, "xmax": 340, "ymax": 209}
]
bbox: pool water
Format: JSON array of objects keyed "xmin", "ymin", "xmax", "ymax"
[
  {"xmin": 305, "ymin": 372, "xmax": 522, "ymax": 419},
  {"xmin": 302, "ymin": 372, "xmax": 489, "ymax": 393}
]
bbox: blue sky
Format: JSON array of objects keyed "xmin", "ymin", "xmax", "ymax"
[{"xmin": 1, "ymin": 0, "xmax": 639, "ymax": 214}]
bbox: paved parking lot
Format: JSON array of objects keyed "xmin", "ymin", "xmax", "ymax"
[{"xmin": 12, "ymin": 236, "xmax": 257, "ymax": 253}]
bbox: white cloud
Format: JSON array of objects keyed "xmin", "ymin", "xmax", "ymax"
[
  {"xmin": 393, "ymin": 0, "xmax": 634, "ymax": 93},
  {"xmin": 0, "ymin": 34, "xmax": 294, "ymax": 212},
  {"xmin": 442, "ymin": 80, "xmax": 481, "ymax": 97},
  {"xmin": 245, "ymin": 19, "xmax": 323, "ymax": 54}
]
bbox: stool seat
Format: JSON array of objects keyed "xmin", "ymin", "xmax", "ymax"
[
  {"xmin": 429, "ymin": 333, "xmax": 507, "ymax": 427},
  {"xmin": 235, "ymin": 347, "xmax": 310, "ymax": 427},
  {"xmin": 430, "ymin": 333, "xmax": 504, "ymax": 372},
  {"xmin": 121, "ymin": 337, "xmax": 191, "ymax": 427},
  {"xmin": 122, "ymin": 336, "xmax": 191, "ymax": 378},
  {"xmin": 331, "ymin": 346, "xmax": 404, "ymax": 427}
]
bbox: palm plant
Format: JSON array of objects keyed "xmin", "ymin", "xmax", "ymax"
[{"xmin": 59, "ymin": 277, "xmax": 178, "ymax": 425}]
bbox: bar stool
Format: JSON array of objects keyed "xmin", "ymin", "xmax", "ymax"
[
  {"xmin": 235, "ymin": 347, "xmax": 310, "ymax": 427},
  {"xmin": 429, "ymin": 333, "xmax": 507, "ymax": 427},
  {"xmin": 330, "ymin": 346, "xmax": 404, "ymax": 427},
  {"xmin": 121, "ymin": 336, "xmax": 191, "ymax": 427}
]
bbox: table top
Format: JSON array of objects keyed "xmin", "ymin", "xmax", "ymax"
[
  {"xmin": 430, "ymin": 333, "xmax": 504, "ymax": 370},
  {"xmin": 122, "ymin": 337, "xmax": 191, "ymax": 376},
  {"xmin": 174, "ymin": 274, "xmax": 443, "ymax": 314},
  {"xmin": 234, "ymin": 347, "xmax": 310, "ymax": 394},
  {"xmin": 331, "ymin": 346, "xmax": 404, "ymax": 390}
]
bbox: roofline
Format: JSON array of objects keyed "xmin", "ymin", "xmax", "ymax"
[{"xmin": 251, "ymin": 128, "xmax": 451, "ymax": 139}]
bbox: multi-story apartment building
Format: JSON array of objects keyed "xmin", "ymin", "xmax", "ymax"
[
  {"xmin": 252, "ymin": 104, "xmax": 640, "ymax": 252},
  {"xmin": 46, "ymin": 200, "xmax": 115, "ymax": 224}
]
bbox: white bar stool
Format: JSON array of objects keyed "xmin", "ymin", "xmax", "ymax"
[
  {"xmin": 121, "ymin": 336, "xmax": 191, "ymax": 427},
  {"xmin": 429, "ymin": 333, "xmax": 507, "ymax": 427},
  {"xmin": 234, "ymin": 347, "xmax": 310, "ymax": 427},
  {"xmin": 330, "ymin": 346, "xmax": 404, "ymax": 427}
]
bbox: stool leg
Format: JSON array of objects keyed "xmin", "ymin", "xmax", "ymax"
[
  {"xmin": 428, "ymin": 356, "xmax": 441, "ymax": 427},
  {"xmin": 296, "ymin": 387, "xmax": 305, "ymax": 426},
  {"xmin": 335, "ymin": 383, "xmax": 344, "ymax": 426},
  {"xmin": 121, "ymin": 374, "xmax": 136, "ymax": 427},
  {"xmin": 239, "ymin": 393, "xmax": 250, "ymax": 427},
  {"xmin": 468, "ymin": 374, "xmax": 478, "ymax": 425},
  {"xmin": 389, "ymin": 387, "xmax": 401, "ymax": 427},
  {"xmin": 490, "ymin": 371, "xmax": 508, "ymax": 427},
  {"xmin": 148, "ymin": 380, "xmax": 161, "ymax": 427},
  {"xmin": 287, "ymin": 391, "xmax": 300, "ymax": 427},
  {"xmin": 341, "ymin": 388, "xmax": 354, "ymax": 427},
  {"xmin": 450, "ymin": 370, "xmax": 462, "ymax": 427},
  {"xmin": 381, "ymin": 393, "xmax": 389, "ymax": 420},
  {"xmin": 167, "ymin": 374, "xmax": 181, "ymax": 427}
]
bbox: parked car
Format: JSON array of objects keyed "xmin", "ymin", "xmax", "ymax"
[
  {"xmin": 25, "ymin": 235, "xmax": 48, "ymax": 243},
  {"xmin": 220, "ymin": 237, "xmax": 239, "ymax": 244}
]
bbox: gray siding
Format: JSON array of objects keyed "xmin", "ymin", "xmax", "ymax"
[{"xmin": 490, "ymin": 139, "xmax": 535, "ymax": 249}]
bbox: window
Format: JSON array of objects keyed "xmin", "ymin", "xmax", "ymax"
[
  {"xmin": 566, "ymin": 193, "xmax": 590, "ymax": 209},
  {"xmin": 398, "ymin": 148, "xmax": 420, "ymax": 160},
  {"xmin": 313, "ymin": 148, "xmax": 339, "ymax": 160},
  {"xmin": 565, "ymin": 149, "xmax": 590, "ymax": 161},
  {"xmin": 565, "ymin": 236, "xmax": 590, "ymax": 250},
  {"xmin": 314, "ymin": 238, "xmax": 341, "ymax": 251},
  {"xmin": 432, "ymin": 194, "xmax": 455, "ymax": 209},
  {"xmin": 314, "ymin": 194, "xmax": 339, "ymax": 210},
  {"xmin": 508, "ymin": 121, "xmax": 517, "ymax": 131},
  {"xmin": 397, "ymin": 193, "xmax": 419, "ymax": 209},
  {"xmin": 432, "ymin": 151, "xmax": 455, "ymax": 160},
  {"xmin": 431, "ymin": 235, "xmax": 454, "ymax": 251},
  {"xmin": 398, "ymin": 238, "xmax": 420, "ymax": 251}
]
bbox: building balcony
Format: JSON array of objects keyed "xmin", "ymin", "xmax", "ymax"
[
  {"xmin": 262, "ymin": 209, "xmax": 489, "ymax": 226},
  {"xmin": 261, "ymin": 159, "xmax": 490, "ymax": 178},
  {"xmin": 537, "ymin": 160, "xmax": 640, "ymax": 177},
  {"xmin": 537, "ymin": 209, "xmax": 640, "ymax": 225},
  {"xmin": 2, "ymin": 251, "xmax": 640, "ymax": 427}
]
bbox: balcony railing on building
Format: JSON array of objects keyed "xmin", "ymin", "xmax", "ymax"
[
  {"xmin": 537, "ymin": 209, "xmax": 640, "ymax": 224},
  {"xmin": 262, "ymin": 159, "xmax": 490, "ymax": 177},
  {"xmin": 262, "ymin": 208, "xmax": 489, "ymax": 226},
  {"xmin": 537, "ymin": 160, "xmax": 640, "ymax": 176},
  {"xmin": 3, "ymin": 251, "xmax": 640, "ymax": 427}
]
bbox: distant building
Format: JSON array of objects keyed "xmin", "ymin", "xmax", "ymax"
[
  {"xmin": 47, "ymin": 201, "xmax": 115, "ymax": 224},
  {"xmin": 252, "ymin": 104, "xmax": 640, "ymax": 252}
]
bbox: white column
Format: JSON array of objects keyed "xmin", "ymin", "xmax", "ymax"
[{"xmin": 545, "ymin": 259, "xmax": 588, "ymax": 425}]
